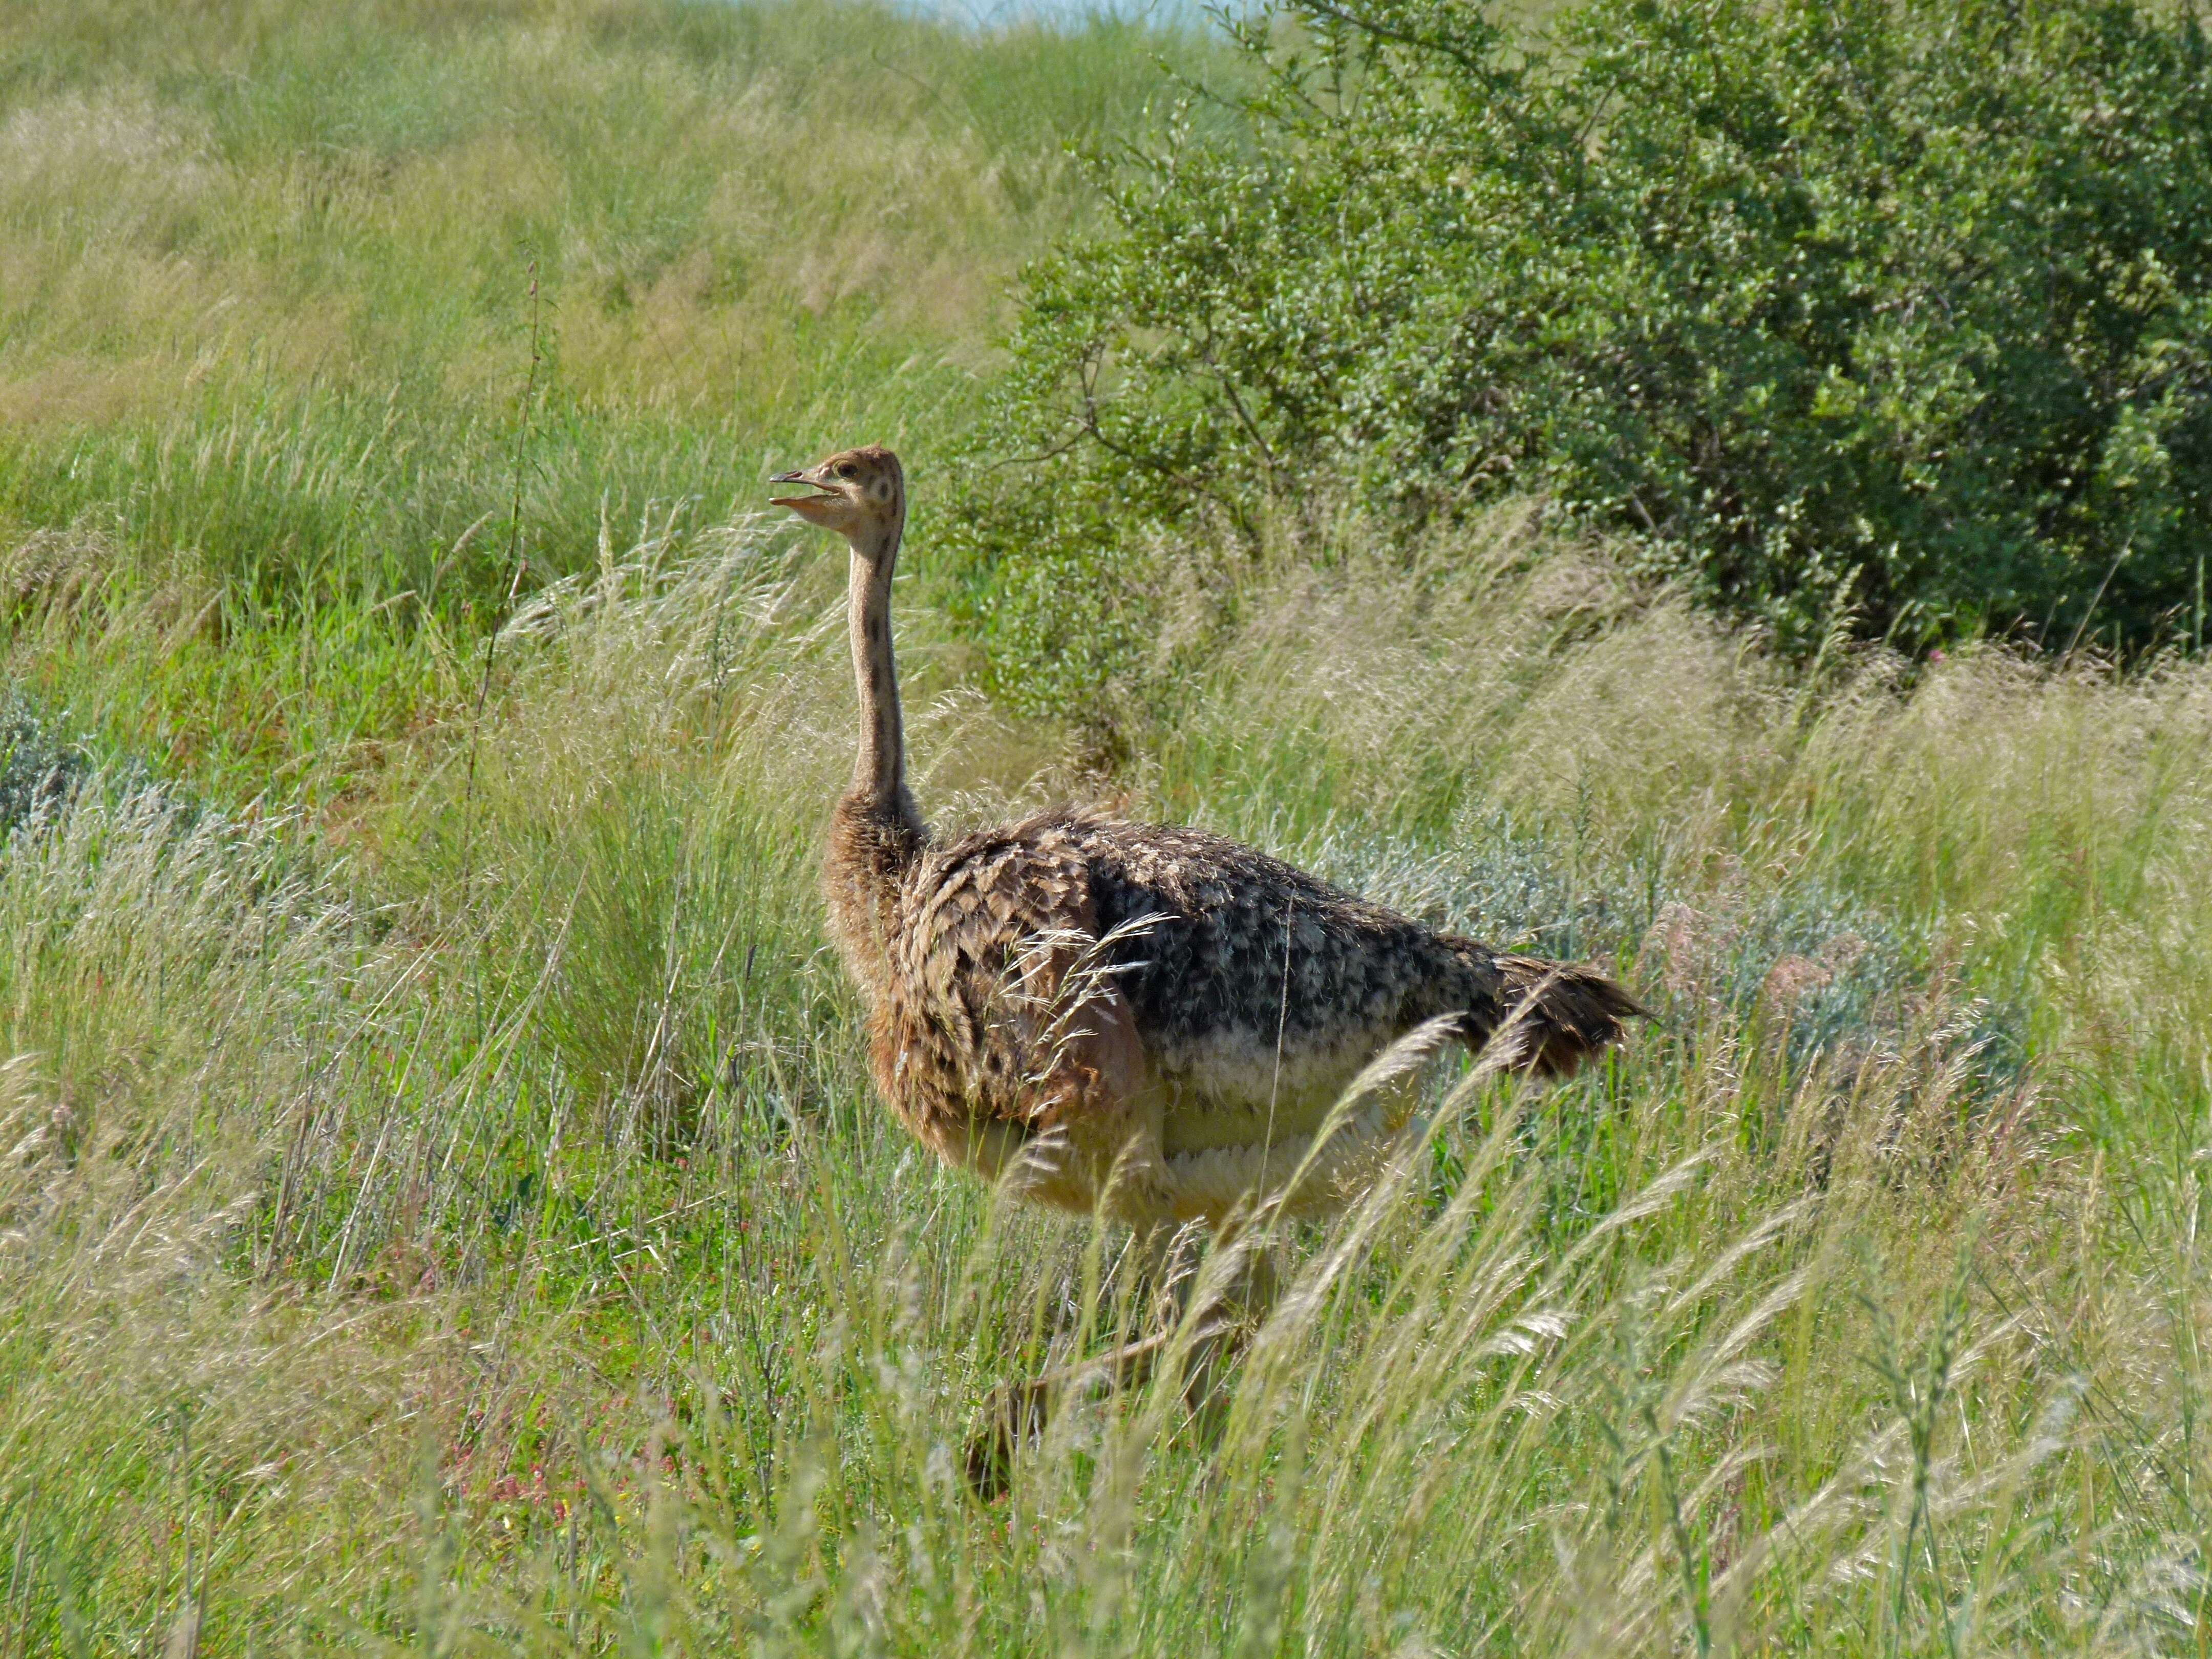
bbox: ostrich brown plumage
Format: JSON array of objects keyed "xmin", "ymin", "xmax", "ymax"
[
  {"xmin": 774, "ymin": 442, "xmax": 1642, "ymax": 1225},
  {"xmin": 772, "ymin": 444, "xmax": 1643, "ymax": 1482}
]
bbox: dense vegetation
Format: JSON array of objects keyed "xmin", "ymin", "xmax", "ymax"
[
  {"xmin": 0, "ymin": 0, "xmax": 1196, "ymax": 795},
  {"xmin": 4, "ymin": 2, "xmax": 2212, "ymax": 1655},
  {"xmin": 956, "ymin": 0, "xmax": 2212, "ymax": 715}
]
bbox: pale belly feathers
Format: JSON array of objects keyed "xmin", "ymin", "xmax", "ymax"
[
  {"xmin": 967, "ymin": 1016, "xmax": 1432, "ymax": 1230},
  {"xmin": 1143, "ymin": 1021, "xmax": 1429, "ymax": 1224}
]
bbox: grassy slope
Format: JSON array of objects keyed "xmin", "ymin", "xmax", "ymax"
[
  {"xmin": 6, "ymin": 3, "xmax": 2212, "ymax": 1655},
  {"xmin": 0, "ymin": 0, "xmax": 1186, "ymax": 807}
]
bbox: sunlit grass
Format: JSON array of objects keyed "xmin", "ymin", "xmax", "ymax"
[
  {"xmin": 0, "ymin": 0, "xmax": 1226, "ymax": 822},
  {"xmin": 7, "ymin": 501, "xmax": 2212, "ymax": 1652},
  {"xmin": 5, "ymin": 1, "xmax": 2212, "ymax": 1653}
]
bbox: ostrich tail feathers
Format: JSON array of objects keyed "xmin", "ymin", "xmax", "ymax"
[{"xmin": 1492, "ymin": 955, "xmax": 1648, "ymax": 1077}]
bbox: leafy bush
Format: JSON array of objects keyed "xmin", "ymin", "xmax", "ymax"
[{"xmin": 951, "ymin": 0, "xmax": 2212, "ymax": 704}]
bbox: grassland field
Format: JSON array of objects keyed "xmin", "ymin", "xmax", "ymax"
[{"xmin": 6, "ymin": 1, "xmax": 2212, "ymax": 1654}]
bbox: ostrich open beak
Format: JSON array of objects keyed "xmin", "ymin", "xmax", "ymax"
[{"xmin": 770, "ymin": 467, "xmax": 843, "ymax": 524}]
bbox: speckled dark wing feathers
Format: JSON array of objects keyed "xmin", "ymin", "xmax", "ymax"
[{"xmin": 1077, "ymin": 819, "xmax": 1486, "ymax": 1053}]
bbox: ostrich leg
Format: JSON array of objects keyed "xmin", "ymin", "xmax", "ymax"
[{"xmin": 964, "ymin": 1227, "xmax": 1282, "ymax": 1499}]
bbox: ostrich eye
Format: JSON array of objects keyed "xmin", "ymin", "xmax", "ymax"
[{"xmin": 838, "ymin": 463, "xmax": 858, "ymax": 480}]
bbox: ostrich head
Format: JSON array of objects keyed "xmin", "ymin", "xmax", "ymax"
[{"xmin": 771, "ymin": 445, "xmax": 905, "ymax": 551}]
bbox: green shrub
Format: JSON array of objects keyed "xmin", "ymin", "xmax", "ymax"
[{"xmin": 952, "ymin": 0, "xmax": 2212, "ymax": 704}]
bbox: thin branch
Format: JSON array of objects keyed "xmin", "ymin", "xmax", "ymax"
[
  {"xmin": 2062, "ymin": 539, "xmax": 2131, "ymax": 661},
  {"xmin": 1296, "ymin": 0, "xmax": 1491, "ymax": 79}
]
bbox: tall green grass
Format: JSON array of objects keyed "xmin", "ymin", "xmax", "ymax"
[
  {"xmin": 6, "ymin": 1, "xmax": 2212, "ymax": 1654},
  {"xmin": 7, "ymin": 504, "xmax": 2212, "ymax": 1652},
  {"xmin": 0, "ymin": 0, "xmax": 1219, "ymax": 803}
]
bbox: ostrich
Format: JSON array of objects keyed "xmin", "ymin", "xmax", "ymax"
[{"xmin": 771, "ymin": 445, "xmax": 1643, "ymax": 1486}]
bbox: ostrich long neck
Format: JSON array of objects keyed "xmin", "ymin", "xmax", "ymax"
[{"xmin": 846, "ymin": 513, "xmax": 919, "ymax": 828}]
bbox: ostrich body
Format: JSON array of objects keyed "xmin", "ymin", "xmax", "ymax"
[{"xmin": 773, "ymin": 446, "xmax": 1643, "ymax": 1233}]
